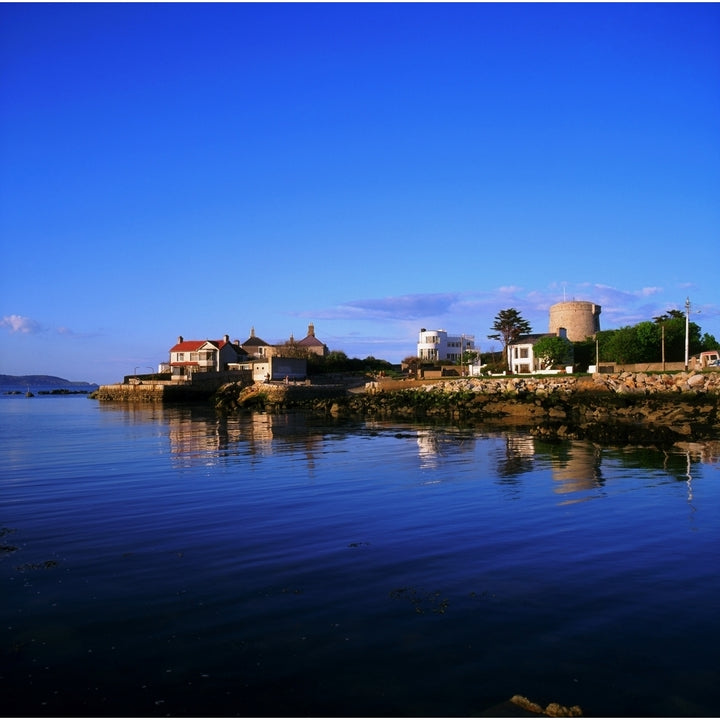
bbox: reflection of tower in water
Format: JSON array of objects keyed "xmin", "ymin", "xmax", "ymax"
[{"xmin": 551, "ymin": 442, "xmax": 604, "ymax": 495}]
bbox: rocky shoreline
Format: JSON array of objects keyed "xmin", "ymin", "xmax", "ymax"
[{"xmin": 214, "ymin": 371, "xmax": 720, "ymax": 446}]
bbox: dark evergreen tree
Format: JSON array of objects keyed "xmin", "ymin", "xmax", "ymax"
[{"xmin": 488, "ymin": 308, "xmax": 532, "ymax": 369}]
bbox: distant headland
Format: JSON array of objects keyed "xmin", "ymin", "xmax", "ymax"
[{"xmin": 0, "ymin": 375, "xmax": 99, "ymax": 392}]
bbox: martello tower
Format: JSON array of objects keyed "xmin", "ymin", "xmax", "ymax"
[{"xmin": 549, "ymin": 301, "xmax": 601, "ymax": 342}]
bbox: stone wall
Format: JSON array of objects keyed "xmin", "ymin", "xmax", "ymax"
[
  {"xmin": 94, "ymin": 370, "xmax": 253, "ymax": 402},
  {"xmin": 92, "ymin": 383, "xmax": 168, "ymax": 402}
]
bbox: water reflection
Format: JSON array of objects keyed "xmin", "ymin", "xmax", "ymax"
[
  {"xmin": 166, "ymin": 410, "xmax": 326, "ymax": 470},
  {"xmin": 98, "ymin": 403, "xmax": 328, "ymax": 470},
  {"xmin": 415, "ymin": 428, "xmax": 476, "ymax": 469},
  {"xmin": 99, "ymin": 404, "xmax": 719, "ymax": 502},
  {"xmin": 544, "ymin": 441, "xmax": 605, "ymax": 498}
]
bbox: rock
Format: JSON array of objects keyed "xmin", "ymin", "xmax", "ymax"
[{"xmin": 504, "ymin": 695, "xmax": 583, "ymax": 717}]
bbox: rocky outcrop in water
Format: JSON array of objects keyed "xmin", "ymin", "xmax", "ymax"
[{"xmin": 214, "ymin": 371, "xmax": 720, "ymax": 445}]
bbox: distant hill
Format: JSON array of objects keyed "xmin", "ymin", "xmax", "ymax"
[{"xmin": 0, "ymin": 374, "xmax": 98, "ymax": 388}]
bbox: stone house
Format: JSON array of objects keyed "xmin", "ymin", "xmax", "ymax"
[
  {"xmin": 242, "ymin": 324, "xmax": 328, "ymax": 360},
  {"xmin": 240, "ymin": 327, "xmax": 272, "ymax": 358},
  {"xmin": 294, "ymin": 323, "xmax": 327, "ymax": 357},
  {"xmin": 234, "ymin": 355, "xmax": 307, "ymax": 383}
]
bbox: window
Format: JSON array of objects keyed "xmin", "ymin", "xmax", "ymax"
[
  {"xmin": 520, "ymin": 348, "xmax": 529, "ymax": 358},
  {"xmin": 177, "ymin": 353, "xmax": 185, "ymax": 361}
]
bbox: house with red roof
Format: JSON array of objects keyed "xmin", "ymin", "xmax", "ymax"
[
  {"xmin": 169, "ymin": 334, "xmax": 245, "ymax": 380},
  {"xmin": 166, "ymin": 325, "xmax": 327, "ymax": 384}
]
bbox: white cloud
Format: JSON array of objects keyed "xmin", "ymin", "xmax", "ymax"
[
  {"xmin": 321, "ymin": 293, "xmax": 462, "ymax": 321},
  {"xmin": 0, "ymin": 314, "xmax": 42, "ymax": 334},
  {"xmin": 638, "ymin": 287, "xmax": 663, "ymax": 297},
  {"xmin": 56, "ymin": 326, "xmax": 99, "ymax": 338}
]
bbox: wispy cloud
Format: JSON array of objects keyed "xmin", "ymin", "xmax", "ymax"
[
  {"xmin": 310, "ymin": 283, "xmax": 716, "ymax": 338},
  {"xmin": 56, "ymin": 326, "xmax": 100, "ymax": 338},
  {"xmin": 341, "ymin": 294, "xmax": 461, "ymax": 320},
  {"xmin": 1, "ymin": 314, "xmax": 42, "ymax": 334},
  {"xmin": 1, "ymin": 315, "xmax": 100, "ymax": 338},
  {"xmin": 308, "ymin": 293, "xmax": 464, "ymax": 322}
]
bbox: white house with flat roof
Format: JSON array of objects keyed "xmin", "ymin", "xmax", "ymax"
[{"xmin": 417, "ymin": 329, "xmax": 475, "ymax": 362}]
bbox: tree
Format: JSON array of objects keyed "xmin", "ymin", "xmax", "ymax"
[
  {"xmin": 635, "ymin": 321, "xmax": 662, "ymax": 361},
  {"xmin": 597, "ymin": 313, "xmax": 710, "ymax": 365},
  {"xmin": 603, "ymin": 325, "xmax": 641, "ymax": 364},
  {"xmin": 701, "ymin": 332, "xmax": 719, "ymax": 350},
  {"xmin": 653, "ymin": 313, "xmax": 703, "ymax": 361},
  {"xmin": 461, "ymin": 349, "xmax": 480, "ymax": 366},
  {"xmin": 533, "ymin": 336, "xmax": 572, "ymax": 369},
  {"xmin": 488, "ymin": 308, "xmax": 532, "ymax": 369}
]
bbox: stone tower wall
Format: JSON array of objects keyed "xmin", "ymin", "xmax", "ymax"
[{"xmin": 549, "ymin": 301, "xmax": 601, "ymax": 342}]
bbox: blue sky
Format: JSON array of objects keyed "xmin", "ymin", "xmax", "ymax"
[{"xmin": 1, "ymin": 3, "xmax": 719, "ymax": 384}]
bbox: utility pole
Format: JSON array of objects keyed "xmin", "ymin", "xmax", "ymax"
[
  {"xmin": 684, "ymin": 297, "xmax": 690, "ymax": 371},
  {"xmin": 595, "ymin": 338, "xmax": 599, "ymax": 373},
  {"xmin": 661, "ymin": 325, "xmax": 665, "ymax": 372}
]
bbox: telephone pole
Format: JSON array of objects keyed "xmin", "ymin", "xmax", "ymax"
[{"xmin": 684, "ymin": 297, "xmax": 690, "ymax": 371}]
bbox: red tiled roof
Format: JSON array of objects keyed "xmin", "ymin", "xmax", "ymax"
[
  {"xmin": 170, "ymin": 339, "xmax": 230, "ymax": 352},
  {"xmin": 171, "ymin": 340, "xmax": 205, "ymax": 352}
]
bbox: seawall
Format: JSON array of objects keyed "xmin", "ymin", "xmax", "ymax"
[{"xmin": 92, "ymin": 383, "xmax": 218, "ymax": 402}]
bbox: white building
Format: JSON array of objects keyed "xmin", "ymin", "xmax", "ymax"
[
  {"xmin": 507, "ymin": 328, "xmax": 571, "ymax": 374},
  {"xmin": 417, "ymin": 329, "xmax": 475, "ymax": 362}
]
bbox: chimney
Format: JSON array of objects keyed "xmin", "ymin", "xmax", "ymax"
[
  {"xmin": 224, "ymin": 334, "xmax": 230, "ymax": 343},
  {"xmin": 308, "ymin": 323, "xmax": 315, "ymax": 337},
  {"xmin": 250, "ymin": 326, "xmax": 255, "ymax": 338},
  {"xmin": 178, "ymin": 335, "xmax": 183, "ymax": 344}
]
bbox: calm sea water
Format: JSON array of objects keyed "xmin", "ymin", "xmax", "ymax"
[{"xmin": 1, "ymin": 396, "xmax": 719, "ymax": 717}]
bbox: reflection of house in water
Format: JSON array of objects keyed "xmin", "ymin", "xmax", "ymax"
[
  {"xmin": 247, "ymin": 414, "xmax": 324, "ymax": 471},
  {"xmin": 416, "ymin": 429, "xmax": 476, "ymax": 469},
  {"xmin": 167, "ymin": 408, "xmax": 245, "ymax": 464},
  {"xmin": 167, "ymin": 410, "xmax": 323, "ymax": 472},
  {"xmin": 496, "ymin": 435, "xmax": 536, "ymax": 478},
  {"xmin": 495, "ymin": 435, "xmax": 604, "ymax": 498}
]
